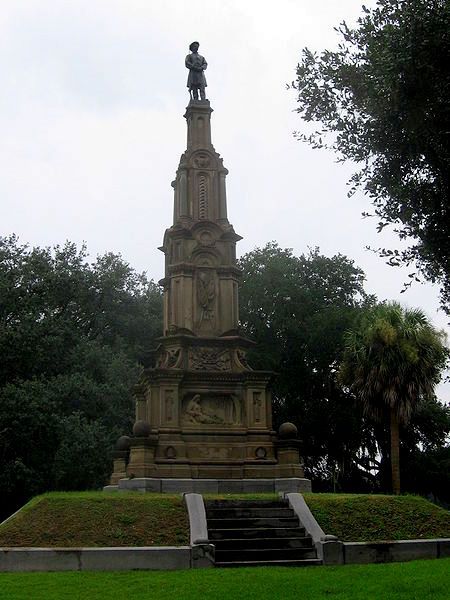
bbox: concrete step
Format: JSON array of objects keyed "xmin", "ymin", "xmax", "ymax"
[
  {"xmin": 206, "ymin": 500, "xmax": 285, "ymax": 509},
  {"xmin": 207, "ymin": 516, "xmax": 300, "ymax": 529},
  {"xmin": 215, "ymin": 548, "xmax": 317, "ymax": 562},
  {"xmin": 208, "ymin": 526, "xmax": 306, "ymax": 540},
  {"xmin": 214, "ymin": 536, "xmax": 313, "ymax": 550},
  {"xmin": 215, "ymin": 558, "xmax": 323, "ymax": 568},
  {"xmin": 205, "ymin": 498, "xmax": 318, "ymax": 567},
  {"xmin": 206, "ymin": 507, "xmax": 295, "ymax": 519}
]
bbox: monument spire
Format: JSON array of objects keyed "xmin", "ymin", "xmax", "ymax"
[{"xmin": 172, "ymin": 102, "xmax": 229, "ymax": 226}]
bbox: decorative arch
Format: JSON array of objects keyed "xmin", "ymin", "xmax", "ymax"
[{"xmin": 191, "ymin": 247, "xmax": 220, "ymax": 267}]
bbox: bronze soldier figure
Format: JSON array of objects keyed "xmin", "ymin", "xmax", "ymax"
[{"xmin": 186, "ymin": 41, "xmax": 207, "ymax": 101}]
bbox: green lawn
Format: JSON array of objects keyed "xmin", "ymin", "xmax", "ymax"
[
  {"xmin": 304, "ymin": 493, "xmax": 450, "ymax": 541},
  {"xmin": 0, "ymin": 492, "xmax": 189, "ymax": 547},
  {"xmin": 0, "ymin": 559, "xmax": 449, "ymax": 600}
]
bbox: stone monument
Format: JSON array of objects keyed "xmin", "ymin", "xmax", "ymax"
[{"xmin": 107, "ymin": 44, "xmax": 311, "ymax": 493}]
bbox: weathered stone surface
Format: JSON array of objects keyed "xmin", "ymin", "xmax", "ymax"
[
  {"xmin": 115, "ymin": 436, "xmax": 131, "ymax": 451},
  {"xmin": 343, "ymin": 540, "xmax": 439, "ymax": 564},
  {"xmin": 113, "ymin": 478, "xmax": 311, "ymax": 494},
  {"xmin": 0, "ymin": 547, "xmax": 192, "ymax": 572},
  {"xmin": 184, "ymin": 493, "xmax": 209, "ymax": 545},
  {"xmin": 438, "ymin": 539, "xmax": 450, "ymax": 557},
  {"xmin": 278, "ymin": 422, "xmax": 298, "ymax": 439},
  {"xmin": 107, "ymin": 90, "xmax": 309, "ymax": 487},
  {"xmin": 275, "ymin": 478, "xmax": 312, "ymax": 493},
  {"xmin": 132, "ymin": 420, "xmax": 151, "ymax": 437}
]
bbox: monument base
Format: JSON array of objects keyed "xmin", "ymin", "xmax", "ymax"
[{"xmin": 104, "ymin": 477, "xmax": 311, "ymax": 494}]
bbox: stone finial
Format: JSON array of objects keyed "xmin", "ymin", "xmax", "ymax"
[
  {"xmin": 132, "ymin": 420, "xmax": 151, "ymax": 437},
  {"xmin": 115, "ymin": 435, "xmax": 131, "ymax": 451},
  {"xmin": 278, "ymin": 422, "xmax": 298, "ymax": 440}
]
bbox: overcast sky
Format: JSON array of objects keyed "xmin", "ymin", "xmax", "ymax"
[{"xmin": 1, "ymin": 0, "xmax": 448, "ymax": 399}]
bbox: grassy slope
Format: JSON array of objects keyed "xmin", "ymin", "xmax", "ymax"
[
  {"xmin": 305, "ymin": 493, "xmax": 450, "ymax": 542},
  {"xmin": 0, "ymin": 559, "xmax": 449, "ymax": 600},
  {"xmin": 1, "ymin": 491, "xmax": 448, "ymax": 548},
  {"xmin": 0, "ymin": 492, "xmax": 189, "ymax": 547}
]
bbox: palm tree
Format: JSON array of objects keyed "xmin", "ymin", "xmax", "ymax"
[{"xmin": 339, "ymin": 302, "xmax": 448, "ymax": 494}]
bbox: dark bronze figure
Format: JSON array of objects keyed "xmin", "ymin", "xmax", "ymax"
[{"xmin": 186, "ymin": 41, "xmax": 207, "ymax": 101}]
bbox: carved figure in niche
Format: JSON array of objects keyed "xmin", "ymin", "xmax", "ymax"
[
  {"xmin": 197, "ymin": 271, "xmax": 215, "ymax": 323},
  {"xmin": 185, "ymin": 394, "xmax": 223, "ymax": 424},
  {"xmin": 185, "ymin": 41, "xmax": 207, "ymax": 101}
]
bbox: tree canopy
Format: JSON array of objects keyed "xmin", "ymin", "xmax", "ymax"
[
  {"xmin": 238, "ymin": 242, "xmax": 374, "ymax": 488},
  {"xmin": 292, "ymin": 0, "xmax": 450, "ymax": 312},
  {"xmin": 239, "ymin": 243, "xmax": 450, "ymax": 499},
  {"xmin": 0, "ymin": 235, "xmax": 162, "ymax": 519}
]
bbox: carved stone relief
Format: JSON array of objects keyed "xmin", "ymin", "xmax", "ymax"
[
  {"xmin": 184, "ymin": 394, "xmax": 223, "ymax": 425},
  {"xmin": 165, "ymin": 446, "xmax": 177, "ymax": 459},
  {"xmin": 198, "ymin": 175, "xmax": 208, "ymax": 219},
  {"xmin": 255, "ymin": 447, "xmax": 267, "ymax": 459},
  {"xmin": 156, "ymin": 347, "xmax": 182, "ymax": 369},
  {"xmin": 195, "ymin": 255, "xmax": 214, "ymax": 267},
  {"xmin": 167, "ymin": 348, "xmax": 181, "ymax": 368},
  {"xmin": 182, "ymin": 394, "xmax": 241, "ymax": 426},
  {"xmin": 189, "ymin": 347, "xmax": 231, "ymax": 371},
  {"xmin": 196, "ymin": 271, "xmax": 215, "ymax": 326},
  {"xmin": 253, "ymin": 391, "xmax": 262, "ymax": 423},
  {"xmin": 198, "ymin": 447, "xmax": 230, "ymax": 459},
  {"xmin": 235, "ymin": 349, "xmax": 252, "ymax": 371},
  {"xmin": 164, "ymin": 389, "xmax": 175, "ymax": 423},
  {"xmin": 192, "ymin": 153, "xmax": 211, "ymax": 169},
  {"xmin": 198, "ymin": 230, "xmax": 215, "ymax": 246}
]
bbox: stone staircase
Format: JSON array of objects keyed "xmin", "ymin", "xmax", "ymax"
[{"xmin": 205, "ymin": 498, "xmax": 322, "ymax": 567}]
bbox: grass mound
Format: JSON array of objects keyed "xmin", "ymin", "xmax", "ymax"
[
  {"xmin": 305, "ymin": 493, "xmax": 450, "ymax": 542},
  {"xmin": 2, "ymin": 491, "xmax": 448, "ymax": 549},
  {"xmin": 0, "ymin": 492, "xmax": 189, "ymax": 547}
]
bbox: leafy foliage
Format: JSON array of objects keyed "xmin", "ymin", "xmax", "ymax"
[
  {"xmin": 0, "ymin": 235, "xmax": 162, "ymax": 519},
  {"xmin": 292, "ymin": 0, "xmax": 450, "ymax": 311},
  {"xmin": 396, "ymin": 397, "xmax": 450, "ymax": 504},
  {"xmin": 238, "ymin": 244, "xmax": 450, "ymax": 499},
  {"xmin": 339, "ymin": 301, "xmax": 448, "ymax": 493},
  {"xmin": 238, "ymin": 242, "xmax": 373, "ymax": 488}
]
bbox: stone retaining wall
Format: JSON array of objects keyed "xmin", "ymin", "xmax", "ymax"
[{"xmin": 0, "ymin": 546, "xmax": 193, "ymax": 572}]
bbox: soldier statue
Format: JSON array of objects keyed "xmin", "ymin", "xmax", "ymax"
[{"xmin": 185, "ymin": 41, "xmax": 207, "ymax": 101}]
